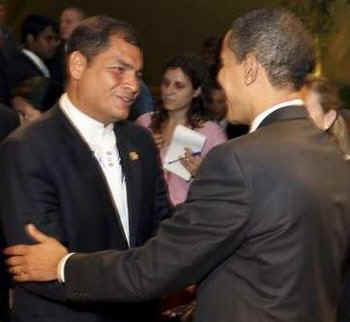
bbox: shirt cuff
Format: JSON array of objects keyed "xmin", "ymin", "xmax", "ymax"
[{"xmin": 57, "ymin": 253, "xmax": 75, "ymax": 283}]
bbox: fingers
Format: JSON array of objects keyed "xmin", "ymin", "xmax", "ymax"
[
  {"xmin": 183, "ymin": 147, "xmax": 192, "ymax": 157},
  {"xmin": 181, "ymin": 153, "xmax": 202, "ymax": 177},
  {"xmin": 3, "ymin": 245, "xmax": 29, "ymax": 256},
  {"xmin": 5, "ymin": 254, "xmax": 25, "ymax": 267},
  {"xmin": 8, "ymin": 265, "xmax": 30, "ymax": 282},
  {"xmin": 12, "ymin": 272, "xmax": 30, "ymax": 282},
  {"xmin": 25, "ymin": 224, "xmax": 51, "ymax": 243}
]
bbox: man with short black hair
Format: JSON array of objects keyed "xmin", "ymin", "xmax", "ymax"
[
  {"xmin": 6, "ymin": 14, "xmax": 58, "ymax": 90},
  {"xmin": 0, "ymin": 15, "xmax": 170, "ymax": 322}
]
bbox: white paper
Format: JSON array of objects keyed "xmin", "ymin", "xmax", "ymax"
[{"xmin": 164, "ymin": 125, "xmax": 206, "ymax": 181}]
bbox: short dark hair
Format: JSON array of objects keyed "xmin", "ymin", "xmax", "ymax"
[
  {"xmin": 21, "ymin": 14, "xmax": 57, "ymax": 44},
  {"xmin": 228, "ymin": 8, "xmax": 315, "ymax": 90},
  {"xmin": 66, "ymin": 15, "xmax": 140, "ymax": 63},
  {"xmin": 12, "ymin": 76, "xmax": 62, "ymax": 112}
]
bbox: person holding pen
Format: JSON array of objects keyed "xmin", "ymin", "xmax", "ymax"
[{"xmin": 136, "ymin": 54, "xmax": 227, "ymax": 206}]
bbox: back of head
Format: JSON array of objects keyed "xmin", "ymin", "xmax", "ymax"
[
  {"xmin": 12, "ymin": 76, "xmax": 62, "ymax": 112},
  {"xmin": 65, "ymin": 15, "xmax": 140, "ymax": 63},
  {"xmin": 21, "ymin": 14, "xmax": 57, "ymax": 44},
  {"xmin": 228, "ymin": 8, "xmax": 315, "ymax": 90}
]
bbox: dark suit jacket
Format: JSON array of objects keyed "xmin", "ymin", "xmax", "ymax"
[
  {"xmin": 5, "ymin": 49, "xmax": 47, "ymax": 91},
  {"xmin": 0, "ymin": 103, "xmax": 19, "ymax": 142},
  {"xmin": 63, "ymin": 106, "xmax": 350, "ymax": 322},
  {"xmin": 0, "ymin": 103, "xmax": 19, "ymax": 322},
  {"xmin": 0, "ymin": 105, "xmax": 171, "ymax": 322}
]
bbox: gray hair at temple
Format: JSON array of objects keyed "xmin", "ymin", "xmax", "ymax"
[
  {"xmin": 65, "ymin": 15, "xmax": 141, "ymax": 63},
  {"xmin": 227, "ymin": 8, "xmax": 315, "ymax": 90}
]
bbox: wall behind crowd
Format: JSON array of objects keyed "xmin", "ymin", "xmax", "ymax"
[
  {"xmin": 4, "ymin": 0, "xmax": 282, "ymax": 87},
  {"xmin": 5, "ymin": 0, "xmax": 350, "ymax": 89}
]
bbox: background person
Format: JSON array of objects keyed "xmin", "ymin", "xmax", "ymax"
[
  {"xmin": 303, "ymin": 76, "xmax": 350, "ymax": 158},
  {"xmin": 136, "ymin": 54, "xmax": 226, "ymax": 205},
  {"xmin": 5, "ymin": 14, "xmax": 59, "ymax": 92},
  {"xmin": 11, "ymin": 76, "xmax": 62, "ymax": 124}
]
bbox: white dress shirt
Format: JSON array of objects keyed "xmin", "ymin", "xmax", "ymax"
[
  {"xmin": 249, "ymin": 99, "xmax": 304, "ymax": 133},
  {"xmin": 22, "ymin": 48, "xmax": 51, "ymax": 78},
  {"xmin": 58, "ymin": 94, "xmax": 131, "ymax": 282}
]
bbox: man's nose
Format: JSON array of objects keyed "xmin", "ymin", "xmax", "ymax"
[{"xmin": 124, "ymin": 73, "xmax": 140, "ymax": 95}]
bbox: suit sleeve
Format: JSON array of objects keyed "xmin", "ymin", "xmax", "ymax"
[
  {"xmin": 64, "ymin": 143, "xmax": 251, "ymax": 303},
  {"xmin": 0, "ymin": 137, "xmax": 66, "ymax": 302},
  {"xmin": 0, "ymin": 228, "xmax": 10, "ymax": 322}
]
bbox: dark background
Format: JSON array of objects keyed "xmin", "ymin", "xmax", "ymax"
[{"xmin": 4, "ymin": 0, "xmax": 350, "ymax": 91}]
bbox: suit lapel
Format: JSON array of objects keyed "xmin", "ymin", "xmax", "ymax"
[
  {"xmin": 114, "ymin": 122, "xmax": 143, "ymax": 248},
  {"xmin": 258, "ymin": 105, "xmax": 309, "ymax": 129},
  {"xmin": 51, "ymin": 105, "xmax": 129, "ymax": 249}
]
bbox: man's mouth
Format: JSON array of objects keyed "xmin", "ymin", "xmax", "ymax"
[{"xmin": 117, "ymin": 95, "xmax": 135, "ymax": 105}]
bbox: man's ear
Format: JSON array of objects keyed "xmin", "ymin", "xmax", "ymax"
[
  {"xmin": 323, "ymin": 109, "xmax": 337, "ymax": 130},
  {"xmin": 68, "ymin": 51, "xmax": 87, "ymax": 80},
  {"xmin": 243, "ymin": 53, "xmax": 258, "ymax": 86},
  {"xmin": 26, "ymin": 34, "xmax": 35, "ymax": 49}
]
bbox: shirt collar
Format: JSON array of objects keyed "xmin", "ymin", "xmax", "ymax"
[
  {"xmin": 59, "ymin": 93, "xmax": 115, "ymax": 149},
  {"xmin": 22, "ymin": 48, "xmax": 50, "ymax": 78},
  {"xmin": 249, "ymin": 99, "xmax": 304, "ymax": 133}
]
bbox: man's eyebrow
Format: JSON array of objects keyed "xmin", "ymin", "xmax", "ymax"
[
  {"xmin": 114, "ymin": 58, "xmax": 143, "ymax": 75},
  {"xmin": 114, "ymin": 58, "xmax": 136, "ymax": 70}
]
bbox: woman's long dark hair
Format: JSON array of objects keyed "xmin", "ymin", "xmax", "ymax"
[
  {"xmin": 305, "ymin": 76, "xmax": 350, "ymax": 158},
  {"xmin": 151, "ymin": 54, "xmax": 210, "ymax": 132}
]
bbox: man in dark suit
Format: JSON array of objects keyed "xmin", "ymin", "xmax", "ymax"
[
  {"xmin": 0, "ymin": 103, "xmax": 19, "ymax": 322},
  {"xmin": 0, "ymin": 103, "xmax": 19, "ymax": 141},
  {"xmin": 0, "ymin": 16, "xmax": 170, "ymax": 322},
  {"xmin": 6, "ymin": 14, "xmax": 59, "ymax": 91},
  {"xmin": 5, "ymin": 8, "xmax": 350, "ymax": 322}
]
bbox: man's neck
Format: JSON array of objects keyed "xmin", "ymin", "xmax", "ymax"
[{"xmin": 249, "ymin": 89, "xmax": 302, "ymax": 124}]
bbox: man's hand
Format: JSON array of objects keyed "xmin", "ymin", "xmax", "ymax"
[{"xmin": 3, "ymin": 224, "xmax": 68, "ymax": 282}]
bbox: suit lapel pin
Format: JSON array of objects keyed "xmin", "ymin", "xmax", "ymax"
[{"xmin": 129, "ymin": 151, "xmax": 139, "ymax": 161}]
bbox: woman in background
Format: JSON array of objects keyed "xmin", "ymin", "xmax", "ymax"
[
  {"xmin": 136, "ymin": 55, "xmax": 226, "ymax": 205},
  {"xmin": 304, "ymin": 76, "xmax": 350, "ymax": 159}
]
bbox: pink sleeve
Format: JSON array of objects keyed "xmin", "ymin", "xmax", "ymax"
[
  {"xmin": 135, "ymin": 112, "xmax": 152, "ymax": 129},
  {"xmin": 200, "ymin": 121, "xmax": 227, "ymax": 157}
]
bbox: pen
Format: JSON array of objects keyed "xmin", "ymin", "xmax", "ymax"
[{"xmin": 168, "ymin": 151, "xmax": 201, "ymax": 164}]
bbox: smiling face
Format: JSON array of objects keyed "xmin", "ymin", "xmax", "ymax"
[
  {"xmin": 161, "ymin": 67, "xmax": 199, "ymax": 114},
  {"xmin": 68, "ymin": 35, "xmax": 143, "ymax": 124},
  {"xmin": 217, "ymin": 32, "xmax": 248, "ymax": 124}
]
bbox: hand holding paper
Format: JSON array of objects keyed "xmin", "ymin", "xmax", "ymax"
[{"xmin": 164, "ymin": 125, "xmax": 206, "ymax": 180}]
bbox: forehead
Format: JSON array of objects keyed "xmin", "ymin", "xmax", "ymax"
[
  {"xmin": 39, "ymin": 26, "xmax": 56, "ymax": 38},
  {"xmin": 163, "ymin": 67, "xmax": 190, "ymax": 82},
  {"xmin": 61, "ymin": 9, "xmax": 82, "ymax": 20},
  {"xmin": 94, "ymin": 35, "xmax": 143, "ymax": 69}
]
